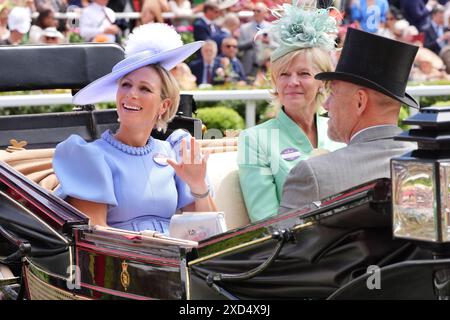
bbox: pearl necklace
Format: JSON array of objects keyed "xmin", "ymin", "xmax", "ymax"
[{"xmin": 101, "ymin": 130, "xmax": 153, "ymax": 155}]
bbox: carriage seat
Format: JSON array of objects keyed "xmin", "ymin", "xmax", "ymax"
[
  {"xmin": 0, "ymin": 138, "xmax": 250, "ymax": 230},
  {"xmin": 204, "ymin": 139, "xmax": 249, "ymax": 230}
]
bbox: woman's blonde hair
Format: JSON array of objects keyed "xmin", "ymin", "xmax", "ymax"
[
  {"xmin": 270, "ymin": 47, "xmax": 333, "ymax": 112},
  {"xmin": 149, "ymin": 64, "xmax": 180, "ymax": 133}
]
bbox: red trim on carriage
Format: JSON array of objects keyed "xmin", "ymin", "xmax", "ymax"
[
  {"xmin": 80, "ymin": 282, "xmax": 154, "ymax": 300},
  {"xmin": 0, "ymin": 177, "xmax": 62, "ymax": 226},
  {"xmin": 76, "ymin": 241, "xmax": 181, "ymax": 267},
  {"xmin": 198, "ymin": 182, "xmax": 378, "ymax": 248},
  {"xmin": 320, "ymin": 182, "xmax": 377, "ymax": 206}
]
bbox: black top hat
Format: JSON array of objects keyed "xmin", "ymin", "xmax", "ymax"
[{"xmin": 316, "ymin": 28, "xmax": 420, "ymax": 109}]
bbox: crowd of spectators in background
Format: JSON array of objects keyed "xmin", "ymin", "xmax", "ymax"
[{"xmin": 1, "ymin": 0, "xmax": 450, "ymax": 88}]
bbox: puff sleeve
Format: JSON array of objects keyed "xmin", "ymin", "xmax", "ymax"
[
  {"xmin": 53, "ymin": 135, "xmax": 118, "ymax": 206},
  {"xmin": 166, "ymin": 129, "xmax": 195, "ymax": 209}
]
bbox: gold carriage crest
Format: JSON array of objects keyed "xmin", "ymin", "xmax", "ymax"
[{"xmin": 120, "ymin": 260, "xmax": 130, "ymax": 291}]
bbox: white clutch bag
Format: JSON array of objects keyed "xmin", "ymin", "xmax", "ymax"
[{"xmin": 169, "ymin": 212, "xmax": 227, "ymax": 241}]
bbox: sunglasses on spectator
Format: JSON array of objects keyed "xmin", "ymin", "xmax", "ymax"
[
  {"xmin": 253, "ymin": 9, "xmax": 263, "ymax": 13},
  {"xmin": 225, "ymin": 44, "xmax": 238, "ymax": 48}
]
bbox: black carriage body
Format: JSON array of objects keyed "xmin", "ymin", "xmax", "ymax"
[
  {"xmin": 0, "ymin": 162, "xmax": 193, "ymax": 300},
  {"xmin": 72, "ymin": 227, "xmax": 190, "ymax": 300},
  {"xmin": 0, "ymin": 160, "xmax": 435, "ymax": 300},
  {"xmin": 0, "ymin": 44, "xmax": 443, "ymax": 300},
  {"xmin": 187, "ymin": 179, "xmax": 429, "ymax": 299},
  {"xmin": 0, "ymin": 160, "xmax": 84, "ymax": 299}
]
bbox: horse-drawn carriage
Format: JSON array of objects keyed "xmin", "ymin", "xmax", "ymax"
[{"xmin": 0, "ymin": 44, "xmax": 448, "ymax": 300}]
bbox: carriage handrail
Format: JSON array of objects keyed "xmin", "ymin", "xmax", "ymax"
[{"xmin": 204, "ymin": 229, "xmax": 293, "ymax": 285}]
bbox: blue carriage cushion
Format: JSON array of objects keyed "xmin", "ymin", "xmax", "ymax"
[{"xmin": 53, "ymin": 135, "xmax": 118, "ymax": 206}]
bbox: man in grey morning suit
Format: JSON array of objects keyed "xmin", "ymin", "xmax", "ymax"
[{"xmin": 279, "ymin": 28, "xmax": 420, "ymax": 214}]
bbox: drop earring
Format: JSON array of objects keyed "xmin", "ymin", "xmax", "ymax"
[{"xmin": 156, "ymin": 114, "xmax": 162, "ymax": 132}]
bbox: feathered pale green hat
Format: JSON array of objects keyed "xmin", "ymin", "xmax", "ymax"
[{"xmin": 266, "ymin": 0, "xmax": 338, "ymax": 62}]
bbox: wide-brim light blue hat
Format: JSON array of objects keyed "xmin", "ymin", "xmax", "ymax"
[
  {"xmin": 73, "ymin": 23, "xmax": 203, "ymax": 105},
  {"xmin": 266, "ymin": 0, "xmax": 338, "ymax": 62}
]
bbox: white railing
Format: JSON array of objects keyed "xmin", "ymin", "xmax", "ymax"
[
  {"xmin": 31, "ymin": 10, "xmax": 254, "ymax": 21},
  {"xmin": 0, "ymin": 86, "xmax": 449, "ymax": 127}
]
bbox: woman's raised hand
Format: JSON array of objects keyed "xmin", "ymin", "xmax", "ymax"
[{"xmin": 167, "ymin": 137, "xmax": 210, "ymax": 193}]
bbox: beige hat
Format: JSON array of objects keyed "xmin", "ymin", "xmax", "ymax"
[{"xmin": 416, "ymin": 47, "xmax": 444, "ymax": 70}]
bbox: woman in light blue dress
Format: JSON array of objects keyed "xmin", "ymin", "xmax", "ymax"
[{"xmin": 53, "ymin": 23, "xmax": 216, "ymax": 234}]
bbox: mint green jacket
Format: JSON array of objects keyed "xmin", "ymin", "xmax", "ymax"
[{"xmin": 237, "ymin": 109, "xmax": 345, "ymax": 222}]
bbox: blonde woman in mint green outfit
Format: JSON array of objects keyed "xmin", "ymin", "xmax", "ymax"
[{"xmin": 237, "ymin": 2, "xmax": 345, "ymax": 222}]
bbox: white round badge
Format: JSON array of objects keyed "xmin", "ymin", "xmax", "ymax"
[
  {"xmin": 280, "ymin": 148, "xmax": 301, "ymax": 161},
  {"xmin": 153, "ymin": 153, "xmax": 169, "ymax": 166}
]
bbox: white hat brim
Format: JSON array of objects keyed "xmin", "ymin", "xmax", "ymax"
[{"xmin": 73, "ymin": 41, "xmax": 204, "ymax": 105}]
